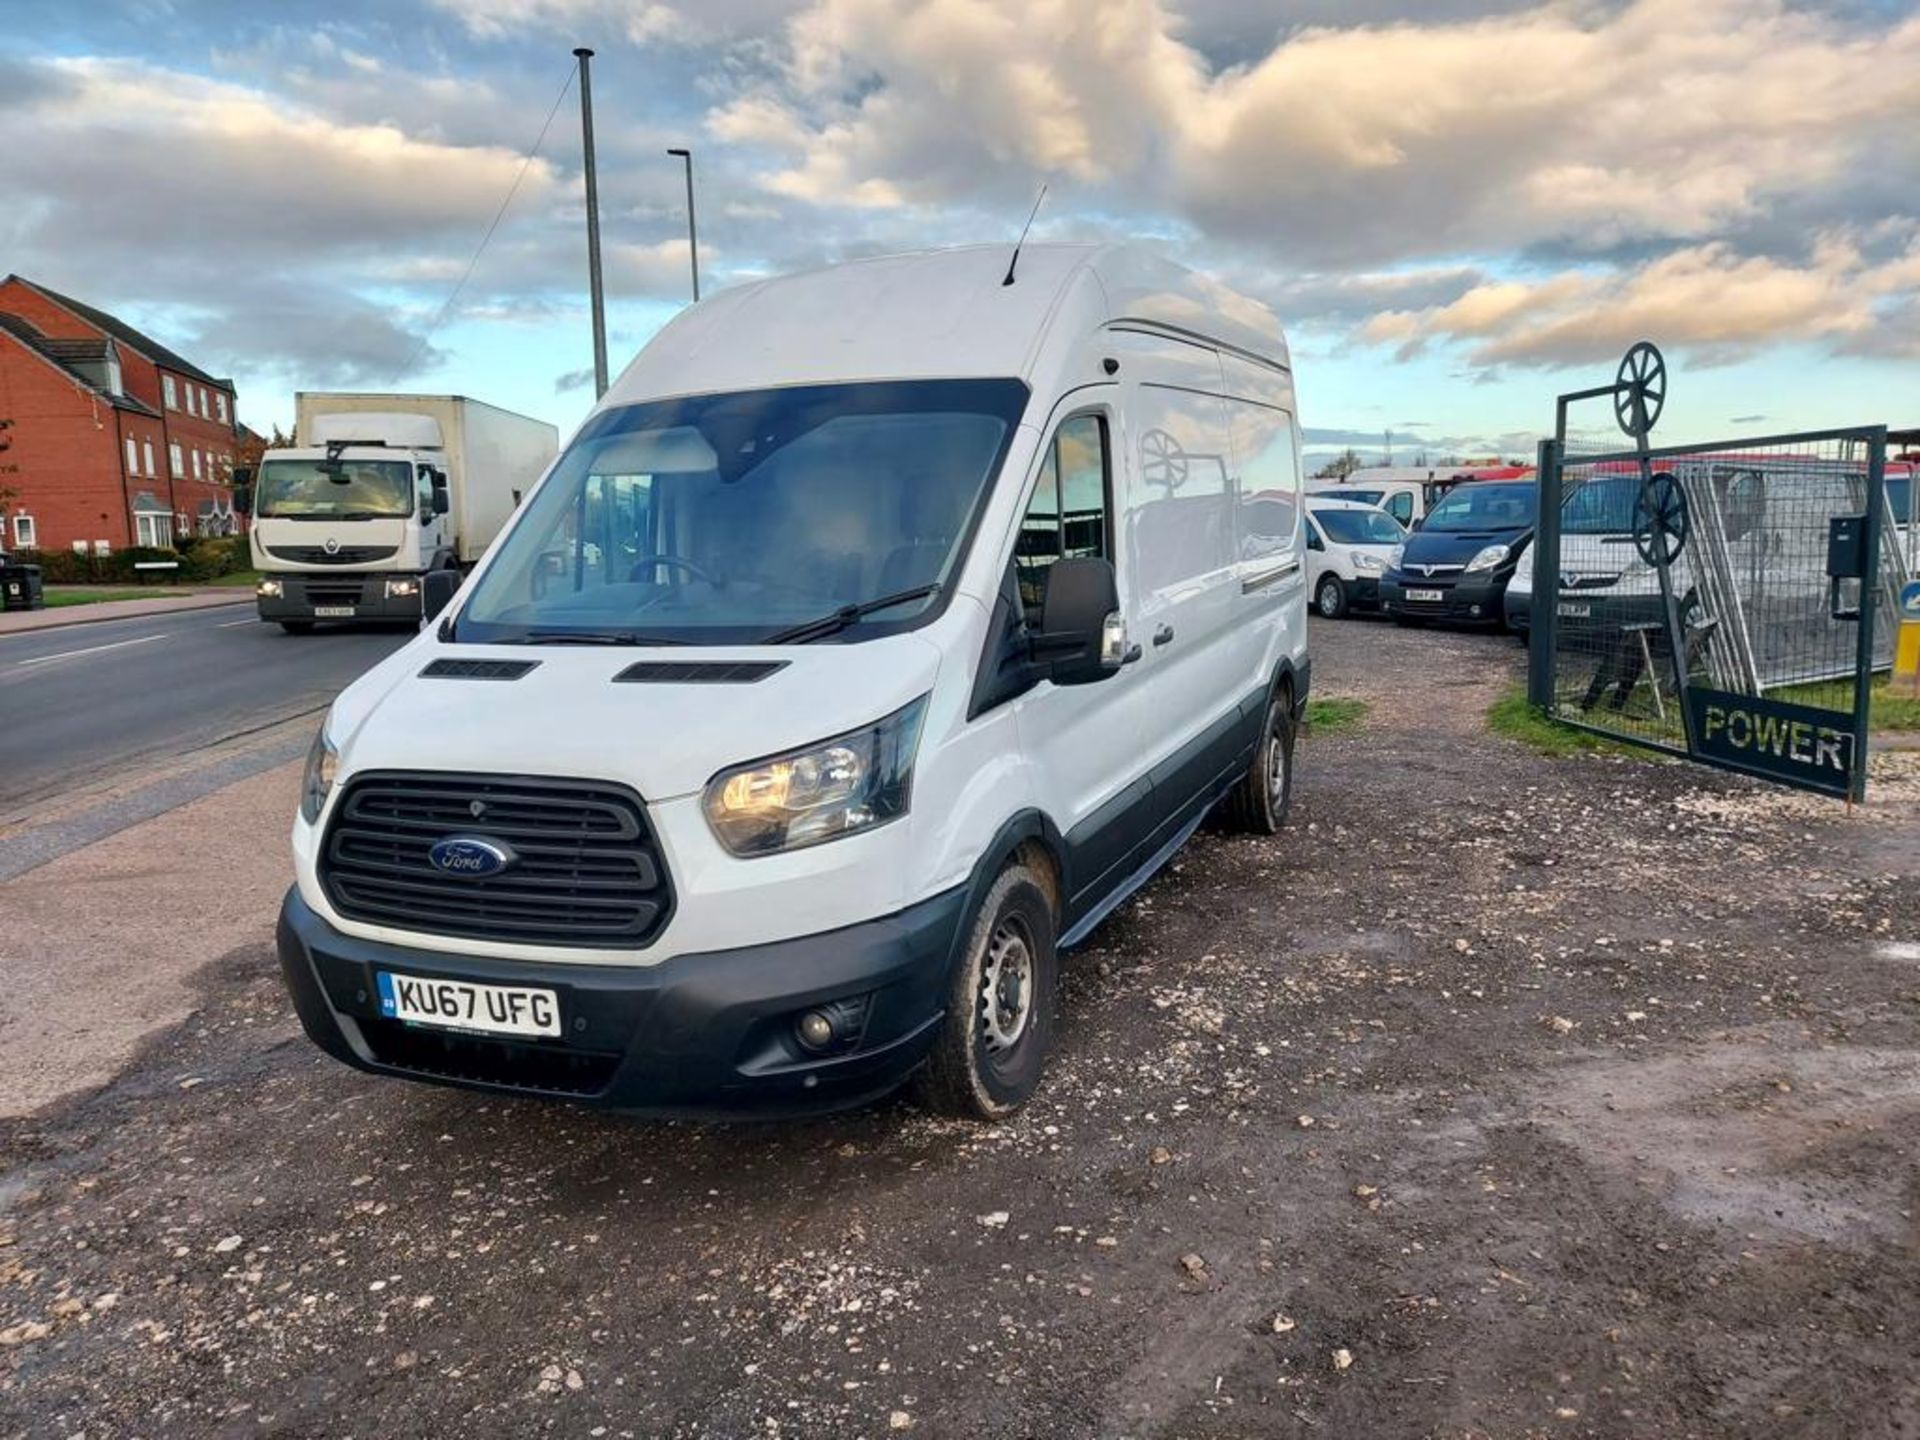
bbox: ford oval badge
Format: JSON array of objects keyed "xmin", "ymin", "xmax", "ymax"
[{"xmin": 427, "ymin": 835, "xmax": 516, "ymax": 878}]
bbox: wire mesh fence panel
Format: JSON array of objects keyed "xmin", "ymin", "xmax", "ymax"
[{"xmin": 1540, "ymin": 429, "xmax": 1887, "ymax": 796}]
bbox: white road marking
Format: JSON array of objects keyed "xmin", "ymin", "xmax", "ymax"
[
  {"xmin": 217, "ymin": 618, "xmax": 256, "ymax": 629},
  {"xmin": 1877, "ymin": 942, "xmax": 1920, "ymax": 963},
  {"xmin": 13, "ymin": 633, "xmax": 170, "ymax": 669}
]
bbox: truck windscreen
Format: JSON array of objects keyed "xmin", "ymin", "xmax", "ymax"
[{"xmin": 256, "ymin": 460, "xmax": 415, "ymax": 519}]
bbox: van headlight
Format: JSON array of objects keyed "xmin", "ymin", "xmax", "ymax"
[
  {"xmin": 1464, "ymin": 543, "xmax": 1512, "ymax": 573},
  {"xmin": 1350, "ymin": 551, "xmax": 1386, "ymax": 573},
  {"xmin": 1387, "ymin": 544, "xmax": 1405, "ymax": 571},
  {"xmin": 703, "ymin": 697, "xmax": 927, "ymax": 857},
  {"xmin": 300, "ymin": 723, "xmax": 339, "ymax": 824}
]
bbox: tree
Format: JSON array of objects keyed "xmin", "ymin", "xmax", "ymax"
[{"xmin": 1311, "ymin": 447, "xmax": 1363, "ymax": 481}]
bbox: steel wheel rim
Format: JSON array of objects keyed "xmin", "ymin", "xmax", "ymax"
[
  {"xmin": 1267, "ymin": 717, "xmax": 1287, "ymax": 801},
  {"xmin": 979, "ymin": 919, "xmax": 1035, "ymax": 1054},
  {"xmin": 1318, "ymin": 580, "xmax": 1340, "ymax": 615}
]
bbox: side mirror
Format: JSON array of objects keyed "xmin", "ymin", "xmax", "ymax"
[
  {"xmin": 1032, "ymin": 556, "xmax": 1132, "ymax": 686},
  {"xmin": 422, "ymin": 569, "xmax": 461, "ymax": 622},
  {"xmin": 231, "ymin": 486, "xmax": 252, "ymax": 516},
  {"xmin": 431, "ymin": 488, "xmax": 450, "ymax": 516}
]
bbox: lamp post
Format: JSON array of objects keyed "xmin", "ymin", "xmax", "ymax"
[
  {"xmin": 667, "ymin": 147, "xmax": 699, "ymax": 302},
  {"xmin": 574, "ymin": 46, "xmax": 609, "ymax": 397}
]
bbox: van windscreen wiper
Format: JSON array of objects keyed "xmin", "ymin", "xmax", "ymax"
[
  {"xmin": 493, "ymin": 629, "xmax": 688, "ymax": 646},
  {"xmin": 761, "ymin": 584, "xmax": 941, "ymax": 645}
]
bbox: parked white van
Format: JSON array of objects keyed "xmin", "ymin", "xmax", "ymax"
[
  {"xmin": 1305, "ymin": 497, "xmax": 1405, "ymax": 618},
  {"xmin": 276, "ymin": 244, "xmax": 1309, "ymax": 1119}
]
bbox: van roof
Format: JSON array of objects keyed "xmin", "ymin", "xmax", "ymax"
[{"xmin": 604, "ymin": 243, "xmax": 1289, "ymax": 406}]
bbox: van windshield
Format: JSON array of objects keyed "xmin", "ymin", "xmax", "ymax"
[
  {"xmin": 1310, "ymin": 507, "xmax": 1403, "ymax": 545},
  {"xmin": 1562, "ymin": 474, "xmax": 1641, "ymax": 534},
  {"xmin": 256, "ymin": 459, "xmax": 415, "ymax": 519},
  {"xmin": 1421, "ymin": 482, "xmax": 1535, "ymax": 533},
  {"xmin": 456, "ymin": 379, "xmax": 1029, "ymax": 645}
]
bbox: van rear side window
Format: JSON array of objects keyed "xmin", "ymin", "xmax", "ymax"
[{"xmin": 1016, "ymin": 414, "xmax": 1109, "ymax": 611}]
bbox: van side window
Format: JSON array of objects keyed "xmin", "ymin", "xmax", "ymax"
[
  {"xmin": 1015, "ymin": 414, "xmax": 1108, "ymax": 612},
  {"xmin": 1388, "ymin": 491, "xmax": 1414, "ymax": 526}
]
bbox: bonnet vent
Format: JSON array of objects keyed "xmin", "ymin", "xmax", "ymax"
[
  {"xmin": 419, "ymin": 658, "xmax": 542, "ymax": 681},
  {"xmin": 613, "ymin": 660, "xmax": 789, "ymax": 685}
]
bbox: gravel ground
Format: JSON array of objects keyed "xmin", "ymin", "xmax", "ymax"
[{"xmin": 3, "ymin": 618, "xmax": 1917, "ymax": 1439}]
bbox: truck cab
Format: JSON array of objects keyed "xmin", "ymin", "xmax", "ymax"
[{"xmin": 245, "ymin": 412, "xmax": 452, "ymax": 632}]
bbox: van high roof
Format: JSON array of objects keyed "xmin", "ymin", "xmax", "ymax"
[{"xmin": 605, "ymin": 244, "xmax": 1289, "ymax": 407}]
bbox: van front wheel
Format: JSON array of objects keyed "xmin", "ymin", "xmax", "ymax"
[
  {"xmin": 917, "ymin": 861, "xmax": 1059, "ymax": 1120},
  {"xmin": 1223, "ymin": 692, "xmax": 1295, "ymax": 835},
  {"xmin": 1315, "ymin": 575, "xmax": 1347, "ymax": 619}
]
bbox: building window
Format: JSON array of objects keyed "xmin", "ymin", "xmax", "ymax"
[
  {"xmin": 169, "ymin": 442, "xmax": 184, "ymax": 478},
  {"xmin": 191, "ymin": 449, "xmax": 202, "ymax": 481},
  {"xmin": 143, "ymin": 440, "xmax": 156, "ymax": 476},
  {"xmin": 11, "ymin": 514, "xmax": 35, "ymax": 550},
  {"xmin": 125, "ymin": 437, "xmax": 139, "ymax": 474},
  {"xmin": 135, "ymin": 513, "xmax": 174, "ymax": 548},
  {"xmin": 163, "ymin": 375, "xmax": 178, "ymax": 410},
  {"xmin": 216, "ymin": 392, "xmax": 230, "ymax": 424}
]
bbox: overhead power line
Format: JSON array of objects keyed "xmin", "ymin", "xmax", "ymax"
[{"xmin": 399, "ymin": 60, "xmax": 579, "ymax": 379}]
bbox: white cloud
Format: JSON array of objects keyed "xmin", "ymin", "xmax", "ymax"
[{"xmin": 1358, "ymin": 232, "xmax": 1920, "ymax": 367}]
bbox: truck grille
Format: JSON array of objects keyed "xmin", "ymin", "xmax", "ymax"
[
  {"xmin": 266, "ymin": 544, "xmax": 399, "ymax": 565},
  {"xmin": 305, "ymin": 580, "xmax": 375, "ymax": 606},
  {"xmin": 320, "ymin": 772, "xmax": 672, "ymax": 948}
]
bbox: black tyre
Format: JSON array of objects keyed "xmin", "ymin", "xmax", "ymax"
[
  {"xmin": 1315, "ymin": 575, "xmax": 1348, "ymax": 619},
  {"xmin": 917, "ymin": 861, "xmax": 1059, "ymax": 1119},
  {"xmin": 279, "ymin": 621, "xmax": 315, "ymax": 635},
  {"xmin": 1222, "ymin": 689, "xmax": 1295, "ymax": 835}
]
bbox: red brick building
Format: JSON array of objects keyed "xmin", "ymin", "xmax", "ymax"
[{"xmin": 0, "ymin": 276, "xmax": 242, "ymax": 555}]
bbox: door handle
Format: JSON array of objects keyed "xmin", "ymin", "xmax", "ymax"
[{"xmin": 1152, "ymin": 624, "xmax": 1175, "ymax": 647}]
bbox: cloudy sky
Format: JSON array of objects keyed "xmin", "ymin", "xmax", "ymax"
[{"xmin": 4, "ymin": 0, "xmax": 1916, "ymax": 465}]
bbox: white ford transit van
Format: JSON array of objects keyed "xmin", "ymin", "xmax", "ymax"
[{"xmin": 276, "ymin": 244, "xmax": 1308, "ymax": 1119}]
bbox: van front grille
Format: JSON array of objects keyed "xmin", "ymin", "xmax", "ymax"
[
  {"xmin": 358, "ymin": 1017, "xmax": 620, "ymax": 1096},
  {"xmin": 320, "ymin": 772, "xmax": 672, "ymax": 948}
]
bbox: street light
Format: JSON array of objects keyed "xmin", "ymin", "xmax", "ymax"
[{"xmin": 667, "ymin": 147, "xmax": 699, "ymax": 302}]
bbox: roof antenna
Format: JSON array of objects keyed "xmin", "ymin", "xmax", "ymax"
[{"xmin": 1002, "ymin": 183, "xmax": 1049, "ymax": 287}]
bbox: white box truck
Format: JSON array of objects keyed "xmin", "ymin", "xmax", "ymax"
[{"xmin": 240, "ymin": 393, "xmax": 557, "ymax": 632}]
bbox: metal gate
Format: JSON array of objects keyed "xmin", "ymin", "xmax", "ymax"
[{"xmin": 1526, "ymin": 344, "xmax": 1891, "ymax": 801}]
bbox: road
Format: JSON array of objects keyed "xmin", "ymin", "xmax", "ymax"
[{"xmin": 0, "ymin": 604, "xmax": 409, "ymax": 811}]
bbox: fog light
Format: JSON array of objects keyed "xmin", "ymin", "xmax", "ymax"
[
  {"xmin": 386, "ymin": 577, "xmax": 420, "ymax": 599},
  {"xmin": 257, "ymin": 578, "xmax": 283, "ymax": 598},
  {"xmin": 796, "ymin": 1010, "xmax": 836, "ymax": 1051},
  {"xmin": 1469, "ymin": 604, "xmax": 1482, "ymax": 616}
]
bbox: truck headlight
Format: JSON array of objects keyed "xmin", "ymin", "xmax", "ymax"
[
  {"xmin": 257, "ymin": 578, "xmax": 284, "ymax": 598},
  {"xmin": 1387, "ymin": 544, "xmax": 1405, "ymax": 571},
  {"xmin": 1464, "ymin": 543, "xmax": 1512, "ymax": 573},
  {"xmin": 703, "ymin": 697, "xmax": 927, "ymax": 857},
  {"xmin": 385, "ymin": 578, "xmax": 420, "ymax": 599},
  {"xmin": 300, "ymin": 723, "xmax": 339, "ymax": 824},
  {"xmin": 1350, "ymin": 551, "xmax": 1386, "ymax": 573}
]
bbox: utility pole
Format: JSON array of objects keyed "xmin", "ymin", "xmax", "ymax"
[
  {"xmin": 667, "ymin": 148, "xmax": 699, "ymax": 302},
  {"xmin": 574, "ymin": 47, "xmax": 609, "ymax": 397}
]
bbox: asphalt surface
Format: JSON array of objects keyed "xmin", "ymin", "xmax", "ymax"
[
  {"xmin": 0, "ymin": 605, "xmax": 409, "ymax": 812},
  {"xmin": 3, "ymin": 620, "xmax": 1917, "ymax": 1439}
]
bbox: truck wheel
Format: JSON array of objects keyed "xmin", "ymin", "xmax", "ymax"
[
  {"xmin": 1315, "ymin": 575, "xmax": 1348, "ymax": 619},
  {"xmin": 279, "ymin": 621, "xmax": 314, "ymax": 635},
  {"xmin": 917, "ymin": 861, "xmax": 1059, "ymax": 1120},
  {"xmin": 1223, "ymin": 689, "xmax": 1295, "ymax": 835}
]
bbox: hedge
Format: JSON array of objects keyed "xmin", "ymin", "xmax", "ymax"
[{"xmin": 16, "ymin": 535, "xmax": 251, "ymax": 585}]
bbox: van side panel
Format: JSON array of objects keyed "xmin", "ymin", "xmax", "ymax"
[{"xmin": 1219, "ymin": 352, "xmax": 1307, "ymax": 697}]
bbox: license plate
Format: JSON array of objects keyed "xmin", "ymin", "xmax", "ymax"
[
  {"xmin": 1557, "ymin": 600, "xmax": 1592, "ymax": 618},
  {"xmin": 376, "ymin": 971, "xmax": 562, "ymax": 1038},
  {"xmin": 1405, "ymin": 588, "xmax": 1443, "ymax": 602},
  {"xmin": 314, "ymin": 605, "xmax": 356, "ymax": 618}
]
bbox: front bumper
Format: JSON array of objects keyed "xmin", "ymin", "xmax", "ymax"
[
  {"xmin": 276, "ymin": 884, "xmax": 966, "ymax": 1117},
  {"xmin": 1381, "ymin": 571, "xmax": 1511, "ymax": 623},
  {"xmin": 1347, "ymin": 576, "xmax": 1383, "ymax": 610},
  {"xmin": 257, "ymin": 573, "xmax": 423, "ymax": 623}
]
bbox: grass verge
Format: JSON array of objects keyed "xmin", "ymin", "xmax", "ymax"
[
  {"xmin": 1486, "ymin": 685, "xmax": 1646, "ymax": 758},
  {"xmin": 1303, "ymin": 697, "xmax": 1369, "ymax": 735},
  {"xmin": 40, "ymin": 588, "xmax": 197, "ymax": 609},
  {"xmin": 206, "ymin": 569, "xmax": 264, "ymax": 587}
]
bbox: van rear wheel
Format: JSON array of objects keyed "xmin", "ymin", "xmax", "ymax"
[
  {"xmin": 1223, "ymin": 691, "xmax": 1294, "ymax": 835},
  {"xmin": 917, "ymin": 861, "xmax": 1059, "ymax": 1120}
]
